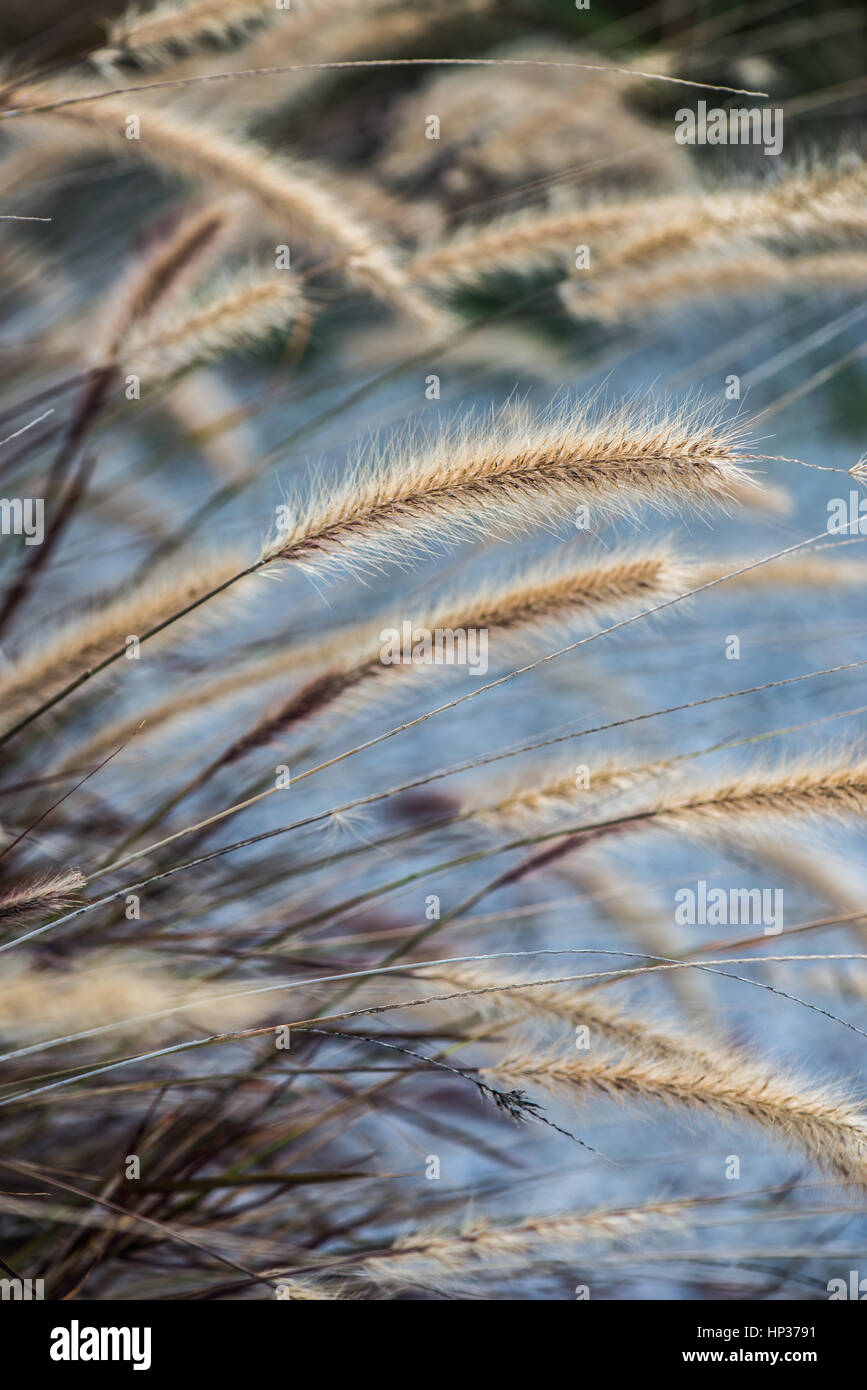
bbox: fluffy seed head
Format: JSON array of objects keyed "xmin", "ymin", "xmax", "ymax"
[
  {"xmin": 262, "ymin": 400, "xmax": 762, "ymax": 574},
  {"xmin": 123, "ymin": 266, "xmax": 308, "ymax": 378},
  {"xmin": 0, "ymin": 870, "xmax": 85, "ymax": 928},
  {"xmin": 487, "ymin": 1048, "xmax": 867, "ymax": 1191},
  {"xmin": 97, "ymin": 0, "xmax": 275, "ymax": 68}
]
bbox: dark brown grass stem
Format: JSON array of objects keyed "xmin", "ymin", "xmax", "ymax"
[
  {"xmin": 0, "ymin": 723, "xmax": 142, "ymax": 862},
  {"xmin": 0, "ymin": 202, "xmax": 231, "ymax": 640},
  {"xmin": 0, "ymin": 371, "xmax": 91, "ymax": 439},
  {"xmin": 0, "ymin": 1157, "xmax": 277, "ymax": 1290},
  {"xmin": 0, "ymin": 375, "xmax": 108, "ymax": 639},
  {"xmin": 0, "ymin": 449, "xmax": 97, "ymax": 635}
]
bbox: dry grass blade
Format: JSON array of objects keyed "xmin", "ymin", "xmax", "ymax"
[
  {"xmin": 410, "ymin": 158, "xmax": 867, "ymax": 293},
  {"xmin": 470, "ymin": 754, "xmax": 867, "ymax": 897},
  {"xmin": 409, "ymin": 197, "xmax": 671, "ymax": 290},
  {"xmin": 589, "ymin": 157, "xmax": 867, "ymax": 278},
  {"xmin": 2, "ymin": 4, "xmax": 864, "ymax": 1307}
]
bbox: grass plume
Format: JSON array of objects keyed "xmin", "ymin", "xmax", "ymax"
[
  {"xmin": 219, "ymin": 548, "xmax": 693, "ymax": 759},
  {"xmin": 0, "ymin": 871, "xmax": 85, "ymax": 927},
  {"xmin": 562, "ymin": 250, "xmax": 867, "ymax": 324},
  {"xmin": 262, "ymin": 401, "xmax": 761, "ymax": 574},
  {"xmin": 352, "ymin": 1199, "xmax": 692, "ymax": 1292},
  {"xmin": 96, "ymin": 0, "xmax": 276, "ymax": 68},
  {"xmin": 122, "ymin": 265, "xmax": 309, "ymax": 378},
  {"xmin": 487, "ymin": 1048, "xmax": 867, "ymax": 1191}
]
